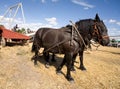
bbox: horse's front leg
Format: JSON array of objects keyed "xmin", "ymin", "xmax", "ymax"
[
  {"xmin": 71, "ymin": 53, "xmax": 77, "ymax": 71},
  {"xmin": 79, "ymin": 51, "xmax": 86, "ymax": 70},
  {"xmin": 43, "ymin": 52, "xmax": 50, "ymax": 68}
]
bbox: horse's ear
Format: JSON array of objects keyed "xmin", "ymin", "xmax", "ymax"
[{"xmin": 95, "ymin": 13, "xmax": 100, "ymax": 22}]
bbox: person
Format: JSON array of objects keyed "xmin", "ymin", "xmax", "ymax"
[{"xmin": 12, "ymin": 24, "xmax": 18, "ymax": 32}]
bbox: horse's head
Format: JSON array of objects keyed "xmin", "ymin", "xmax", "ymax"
[{"xmin": 91, "ymin": 14, "xmax": 110, "ymax": 46}]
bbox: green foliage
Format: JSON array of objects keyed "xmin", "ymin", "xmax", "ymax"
[
  {"xmin": 16, "ymin": 28, "xmax": 26, "ymax": 34},
  {"xmin": 111, "ymin": 39, "xmax": 116, "ymax": 43}
]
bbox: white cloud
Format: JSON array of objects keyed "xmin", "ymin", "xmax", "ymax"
[
  {"xmin": 0, "ymin": 15, "xmax": 24, "ymax": 29},
  {"xmin": 0, "ymin": 16, "xmax": 23, "ymax": 23},
  {"xmin": 45, "ymin": 17, "xmax": 58, "ymax": 26},
  {"xmin": 109, "ymin": 19, "xmax": 120, "ymax": 26},
  {"xmin": 41, "ymin": 0, "xmax": 58, "ymax": 3},
  {"xmin": 0, "ymin": 16, "xmax": 58, "ymax": 30},
  {"xmin": 107, "ymin": 19, "xmax": 120, "ymax": 36},
  {"xmin": 41, "ymin": 0, "xmax": 45, "ymax": 3},
  {"xmin": 109, "ymin": 19, "xmax": 116, "ymax": 23},
  {"xmin": 108, "ymin": 27, "xmax": 120, "ymax": 36},
  {"xmin": 84, "ymin": 7, "xmax": 89, "ymax": 10},
  {"xmin": 103, "ymin": 19, "xmax": 107, "ymax": 22},
  {"xmin": 71, "ymin": 0, "xmax": 94, "ymax": 9},
  {"xmin": 18, "ymin": 22, "xmax": 59, "ymax": 31},
  {"xmin": 116, "ymin": 22, "xmax": 120, "ymax": 26}
]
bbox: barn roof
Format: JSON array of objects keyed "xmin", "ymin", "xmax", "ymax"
[{"xmin": 0, "ymin": 26, "xmax": 30, "ymax": 40}]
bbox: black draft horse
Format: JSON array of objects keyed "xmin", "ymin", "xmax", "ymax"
[{"xmin": 32, "ymin": 14, "xmax": 110, "ymax": 81}]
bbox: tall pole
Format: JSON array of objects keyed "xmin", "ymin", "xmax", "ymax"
[
  {"xmin": 0, "ymin": 3, "xmax": 26, "ymax": 30},
  {"xmin": 20, "ymin": 3, "xmax": 25, "ymax": 24}
]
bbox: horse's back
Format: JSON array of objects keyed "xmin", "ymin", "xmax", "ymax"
[{"xmin": 34, "ymin": 27, "xmax": 71, "ymax": 49}]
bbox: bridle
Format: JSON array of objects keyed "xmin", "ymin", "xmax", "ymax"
[{"xmin": 92, "ymin": 22, "xmax": 109, "ymax": 43}]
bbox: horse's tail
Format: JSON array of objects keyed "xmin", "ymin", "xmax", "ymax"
[
  {"xmin": 31, "ymin": 28, "xmax": 43, "ymax": 53},
  {"xmin": 31, "ymin": 35, "xmax": 38, "ymax": 52},
  {"xmin": 31, "ymin": 29, "xmax": 39, "ymax": 53}
]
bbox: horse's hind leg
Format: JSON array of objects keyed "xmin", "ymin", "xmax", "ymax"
[
  {"xmin": 34, "ymin": 50, "xmax": 39, "ymax": 65},
  {"xmin": 31, "ymin": 49, "xmax": 39, "ymax": 65},
  {"xmin": 31, "ymin": 44, "xmax": 39, "ymax": 65}
]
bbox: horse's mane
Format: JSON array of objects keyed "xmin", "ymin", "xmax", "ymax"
[
  {"xmin": 75, "ymin": 19, "xmax": 93, "ymax": 25},
  {"xmin": 59, "ymin": 19, "xmax": 95, "ymax": 34}
]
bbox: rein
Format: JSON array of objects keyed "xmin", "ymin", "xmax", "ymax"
[{"xmin": 90, "ymin": 41, "xmax": 100, "ymax": 50}]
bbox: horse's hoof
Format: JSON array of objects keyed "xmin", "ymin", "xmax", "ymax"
[
  {"xmin": 66, "ymin": 76, "xmax": 74, "ymax": 82},
  {"xmin": 32, "ymin": 55, "xmax": 38, "ymax": 60},
  {"xmin": 31, "ymin": 57, "xmax": 35, "ymax": 61},
  {"xmin": 45, "ymin": 63, "xmax": 50, "ymax": 68},
  {"xmin": 31, "ymin": 58, "xmax": 34, "ymax": 61},
  {"xmin": 79, "ymin": 66, "xmax": 86, "ymax": 71},
  {"xmin": 34, "ymin": 62, "xmax": 38, "ymax": 67},
  {"xmin": 34, "ymin": 64, "xmax": 38, "ymax": 67},
  {"xmin": 56, "ymin": 70, "xmax": 62, "ymax": 75},
  {"xmin": 69, "ymin": 80, "xmax": 75, "ymax": 83},
  {"xmin": 70, "ymin": 67, "xmax": 76, "ymax": 72},
  {"xmin": 34, "ymin": 61, "xmax": 38, "ymax": 65}
]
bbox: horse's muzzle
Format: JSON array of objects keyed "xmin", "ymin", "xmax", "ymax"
[{"xmin": 101, "ymin": 36, "xmax": 110, "ymax": 46}]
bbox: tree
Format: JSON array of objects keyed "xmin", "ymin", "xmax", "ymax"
[
  {"xmin": 111, "ymin": 39, "xmax": 116, "ymax": 43},
  {"xmin": 16, "ymin": 28, "xmax": 26, "ymax": 34}
]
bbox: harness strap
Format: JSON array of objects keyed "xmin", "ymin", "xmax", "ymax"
[
  {"xmin": 70, "ymin": 26, "xmax": 74, "ymax": 46},
  {"xmin": 43, "ymin": 38, "xmax": 70, "ymax": 53},
  {"xmin": 69, "ymin": 20, "xmax": 88, "ymax": 48}
]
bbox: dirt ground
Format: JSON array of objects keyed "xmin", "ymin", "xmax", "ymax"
[{"xmin": 0, "ymin": 43, "xmax": 120, "ymax": 89}]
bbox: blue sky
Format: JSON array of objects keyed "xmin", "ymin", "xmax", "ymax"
[{"xmin": 0, "ymin": 0, "xmax": 120, "ymax": 36}]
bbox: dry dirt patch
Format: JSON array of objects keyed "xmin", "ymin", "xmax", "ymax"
[{"xmin": 0, "ymin": 44, "xmax": 120, "ymax": 89}]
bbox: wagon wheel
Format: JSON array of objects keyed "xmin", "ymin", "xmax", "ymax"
[{"xmin": 0, "ymin": 37, "xmax": 6, "ymax": 47}]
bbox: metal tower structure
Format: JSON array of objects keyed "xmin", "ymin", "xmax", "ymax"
[{"xmin": 0, "ymin": 3, "xmax": 25, "ymax": 29}]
